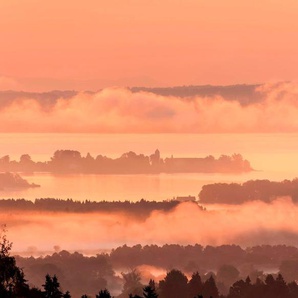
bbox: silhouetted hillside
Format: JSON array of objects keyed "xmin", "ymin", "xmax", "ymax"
[{"xmin": 199, "ymin": 179, "xmax": 298, "ymax": 204}]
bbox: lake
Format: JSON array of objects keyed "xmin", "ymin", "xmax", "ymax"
[{"xmin": 0, "ymin": 133, "xmax": 298, "ymax": 201}]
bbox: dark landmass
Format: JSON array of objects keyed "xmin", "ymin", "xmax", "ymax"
[
  {"xmin": 13, "ymin": 244, "xmax": 298, "ymax": 297},
  {"xmin": 0, "ymin": 150, "xmax": 253, "ymax": 174},
  {"xmin": 0, "ymin": 198, "xmax": 195, "ymax": 217},
  {"xmin": 199, "ymin": 179, "xmax": 298, "ymax": 204},
  {"xmin": 0, "ymin": 172, "xmax": 39, "ymax": 190}
]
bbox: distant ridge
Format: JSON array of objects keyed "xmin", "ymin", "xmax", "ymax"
[
  {"xmin": 0, "ymin": 84, "xmax": 264, "ymax": 106},
  {"xmin": 130, "ymin": 84, "xmax": 263, "ymax": 105}
]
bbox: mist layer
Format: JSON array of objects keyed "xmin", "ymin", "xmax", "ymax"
[{"xmin": 4, "ymin": 198, "xmax": 298, "ymax": 253}]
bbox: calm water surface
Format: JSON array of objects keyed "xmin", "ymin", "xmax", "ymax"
[{"xmin": 0, "ymin": 133, "xmax": 298, "ymax": 201}]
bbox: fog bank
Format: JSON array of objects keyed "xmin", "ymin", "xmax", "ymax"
[
  {"xmin": 4, "ymin": 198, "xmax": 298, "ymax": 254},
  {"xmin": 1, "ymin": 82, "xmax": 298, "ymax": 133}
]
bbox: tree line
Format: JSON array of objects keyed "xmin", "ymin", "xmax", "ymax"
[
  {"xmin": 199, "ymin": 179, "xmax": 298, "ymax": 204},
  {"xmin": 100, "ymin": 270, "xmax": 298, "ymax": 298},
  {"xmin": 15, "ymin": 244, "xmax": 298, "ymax": 297},
  {"xmin": 0, "ymin": 198, "xmax": 190, "ymax": 216},
  {"xmin": 0, "ymin": 149, "xmax": 252, "ymax": 174},
  {"xmin": 4, "ymin": 247, "xmax": 298, "ymax": 298}
]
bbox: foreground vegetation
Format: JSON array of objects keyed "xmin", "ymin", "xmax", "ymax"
[{"xmin": 0, "ymin": 230, "xmax": 297, "ymax": 298}]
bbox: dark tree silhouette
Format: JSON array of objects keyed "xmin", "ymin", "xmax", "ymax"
[
  {"xmin": 188, "ymin": 272, "xmax": 203, "ymax": 298},
  {"xmin": 228, "ymin": 278, "xmax": 252, "ymax": 298},
  {"xmin": 275, "ymin": 273, "xmax": 290, "ymax": 298},
  {"xmin": 202, "ymin": 275, "xmax": 219, "ymax": 298},
  {"xmin": 159, "ymin": 269, "xmax": 188, "ymax": 298},
  {"xmin": 227, "ymin": 273, "xmax": 296, "ymax": 298},
  {"xmin": 288, "ymin": 281, "xmax": 298, "ymax": 298},
  {"xmin": 43, "ymin": 274, "xmax": 63, "ymax": 298},
  {"xmin": 96, "ymin": 288, "xmax": 112, "ymax": 298},
  {"xmin": 143, "ymin": 279, "xmax": 158, "ymax": 298},
  {"xmin": 63, "ymin": 291, "xmax": 71, "ymax": 298},
  {"xmin": 0, "ymin": 227, "xmax": 31, "ymax": 297}
]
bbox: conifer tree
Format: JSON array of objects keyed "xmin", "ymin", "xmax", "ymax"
[
  {"xmin": 43, "ymin": 274, "xmax": 63, "ymax": 298},
  {"xmin": 143, "ymin": 279, "xmax": 158, "ymax": 298},
  {"xmin": 96, "ymin": 289, "xmax": 112, "ymax": 298}
]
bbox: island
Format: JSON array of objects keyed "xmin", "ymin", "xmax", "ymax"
[
  {"xmin": 0, "ymin": 172, "xmax": 40, "ymax": 190},
  {"xmin": 0, "ymin": 150, "xmax": 253, "ymax": 174}
]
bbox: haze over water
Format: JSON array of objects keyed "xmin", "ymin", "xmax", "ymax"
[{"xmin": 1, "ymin": 133, "xmax": 297, "ymax": 201}]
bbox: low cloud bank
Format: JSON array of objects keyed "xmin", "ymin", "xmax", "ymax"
[{"xmin": 1, "ymin": 82, "xmax": 298, "ymax": 133}]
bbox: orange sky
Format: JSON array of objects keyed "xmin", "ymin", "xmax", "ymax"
[{"xmin": 1, "ymin": 0, "xmax": 298, "ymax": 91}]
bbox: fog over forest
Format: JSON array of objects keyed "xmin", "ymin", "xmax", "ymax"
[
  {"xmin": 1, "ymin": 197, "xmax": 298, "ymax": 255},
  {"xmin": 12, "ymin": 243, "xmax": 298, "ymax": 298}
]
